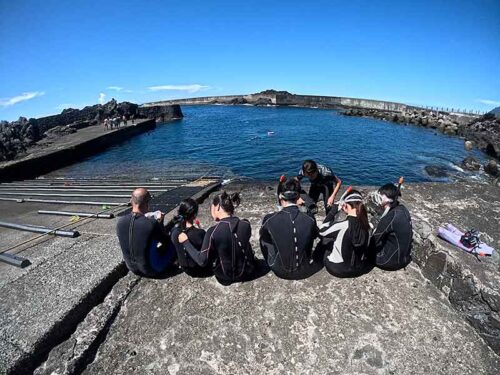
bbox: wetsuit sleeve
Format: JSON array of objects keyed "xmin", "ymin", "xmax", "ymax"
[
  {"xmin": 323, "ymin": 174, "xmax": 339, "ymax": 185},
  {"xmin": 372, "ymin": 210, "xmax": 395, "ymax": 247},
  {"xmin": 183, "ymin": 226, "xmax": 215, "ymax": 267},
  {"xmin": 319, "ymin": 219, "xmax": 347, "ymax": 238},
  {"xmin": 322, "ymin": 204, "xmax": 340, "ymax": 225}
]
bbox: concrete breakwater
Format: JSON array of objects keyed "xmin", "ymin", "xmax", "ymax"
[
  {"xmin": 143, "ymin": 89, "xmax": 414, "ymax": 112},
  {"xmin": 0, "ymin": 119, "xmax": 156, "ymax": 182},
  {"xmin": 0, "ymin": 100, "xmax": 183, "ymax": 162}
]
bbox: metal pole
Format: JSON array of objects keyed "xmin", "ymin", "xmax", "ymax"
[
  {"xmin": 0, "ymin": 197, "xmax": 128, "ymax": 206},
  {"xmin": 0, "ymin": 184, "xmax": 179, "ymax": 189},
  {"xmin": 0, "ymin": 253, "xmax": 31, "ymax": 268},
  {"xmin": 0, "ymin": 221, "xmax": 80, "ymax": 238},
  {"xmin": 0, "ymin": 192, "xmax": 131, "ymax": 198},
  {"xmin": 38, "ymin": 210, "xmax": 115, "ymax": 219},
  {"xmin": 0, "ymin": 188, "xmax": 170, "ymax": 193}
]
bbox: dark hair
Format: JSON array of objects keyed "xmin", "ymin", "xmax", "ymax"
[
  {"xmin": 212, "ymin": 191, "xmax": 241, "ymax": 215},
  {"xmin": 302, "ymin": 160, "xmax": 318, "ymax": 174},
  {"xmin": 345, "ymin": 190, "xmax": 370, "ymax": 231},
  {"xmin": 379, "ymin": 183, "xmax": 401, "ymax": 202},
  {"xmin": 174, "ymin": 198, "xmax": 198, "ymax": 228},
  {"xmin": 277, "ymin": 177, "xmax": 301, "ymax": 202}
]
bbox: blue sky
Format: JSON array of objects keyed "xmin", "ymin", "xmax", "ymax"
[{"xmin": 0, "ymin": 0, "xmax": 499, "ymax": 121}]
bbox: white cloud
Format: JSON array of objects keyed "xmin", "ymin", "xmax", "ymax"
[
  {"xmin": 147, "ymin": 84, "xmax": 209, "ymax": 93},
  {"xmin": 0, "ymin": 91, "xmax": 45, "ymax": 107},
  {"xmin": 477, "ymin": 99, "xmax": 500, "ymax": 106},
  {"xmin": 107, "ymin": 86, "xmax": 133, "ymax": 93},
  {"xmin": 99, "ymin": 93, "xmax": 106, "ymax": 104}
]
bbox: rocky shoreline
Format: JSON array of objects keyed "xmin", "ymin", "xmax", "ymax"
[
  {"xmin": 0, "ymin": 100, "xmax": 182, "ymax": 162},
  {"xmin": 341, "ymin": 107, "xmax": 500, "ymax": 161}
]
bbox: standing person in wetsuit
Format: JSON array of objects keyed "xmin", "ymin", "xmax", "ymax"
[
  {"xmin": 178, "ymin": 191, "xmax": 256, "ymax": 285},
  {"xmin": 296, "ymin": 159, "xmax": 342, "ymax": 213},
  {"xmin": 319, "ymin": 189, "xmax": 372, "ymax": 278},
  {"xmin": 170, "ymin": 198, "xmax": 211, "ymax": 277},
  {"xmin": 260, "ymin": 177, "xmax": 321, "ymax": 280},
  {"xmin": 370, "ymin": 183, "xmax": 413, "ymax": 270},
  {"xmin": 116, "ymin": 188, "xmax": 176, "ymax": 277}
]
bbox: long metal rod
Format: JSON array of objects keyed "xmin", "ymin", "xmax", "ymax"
[
  {"xmin": 0, "ymin": 188, "xmax": 171, "ymax": 192},
  {"xmin": 0, "ymin": 252, "xmax": 31, "ymax": 268},
  {"xmin": 38, "ymin": 210, "xmax": 115, "ymax": 219},
  {"xmin": 0, "ymin": 197, "xmax": 127, "ymax": 206},
  {"xmin": 0, "ymin": 221, "xmax": 80, "ymax": 238},
  {"xmin": 0, "ymin": 184, "xmax": 180, "ymax": 189},
  {"xmin": 0, "ymin": 192, "xmax": 132, "ymax": 198}
]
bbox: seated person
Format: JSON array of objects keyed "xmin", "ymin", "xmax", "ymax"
[
  {"xmin": 116, "ymin": 188, "xmax": 176, "ymax": 277},
  {"xmin": 296, "ymin": 159, "xmax": 342, "ymax": 213},
  {"xmin": 260, "ymin": 177, "xmax": 321, "ymax": 280},
  {"xmin": 370, "ymin": 183, "xmax": 413, "ymax": 270},
  {"xmin": 170, "ymin": 198, "xmax": 211, "ymax": 276},
  {"xmin": 178, "ymin": 191, "xmax": 256, "ymax": 284},
  {"xmin": 319, "ymin": 189, "xmax": 371, "ymax": 278}
]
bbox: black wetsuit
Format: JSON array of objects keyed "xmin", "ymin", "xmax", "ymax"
[
  {"xmin": 319, "ymin": 205, "xmax": 371, "ymax": 278},
  {"xmin": 171, "ymin": 225, "xmax": 210, "ymax": 276},
  {"xmin": 182, "ymin": 216, "xmax": 256, "ymax": 284},
  {"xmin": 260, "ymin": 205, "xmax": 321, "ymax": 280},
  {"xmin": 297, "ymin": 164, "xmax": 339, "ymax": 212},
  {"xmin": 116, "ymin": 213, "xmax": 175, "ymax": 277},
  {"xmin": 370, "ymin": 203, "xmax": 413, "ymax": 270}
]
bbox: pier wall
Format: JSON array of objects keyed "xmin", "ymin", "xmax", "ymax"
[
  {"xmin": 143, "ymin": 92, "xmax": 412, "ymax": 112},
  {"xmin": 0, "ymin": 120, "xmax": 156, "ymax": 182}
]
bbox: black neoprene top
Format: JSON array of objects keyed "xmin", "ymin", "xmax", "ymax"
[
  {"xmin": 260, "ymin": 205, "xmax": 318, "ymax": 276},
  {"xmin": 371, "ymin": 203, "xmax": 413, "ymax": 270},
  {"xmin": 182, "ymin": 216, "xmax": 256, "ymax": 282},
  {"xmin": 170, "ymin": 225, "xmax": 206, "ymax": 269}
]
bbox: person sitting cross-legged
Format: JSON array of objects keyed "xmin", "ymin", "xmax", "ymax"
[
  {"xmin": 116, "ymin": 188, "xmax": 176, "ymax": 277},
  {"xmin": 260, "ymin": 177, "xmax": 322, "ymax": 280}
]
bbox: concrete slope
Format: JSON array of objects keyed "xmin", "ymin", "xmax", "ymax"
[{"xmin": 83, "ymin": 184, "xmax": 499, "ymax": 374}]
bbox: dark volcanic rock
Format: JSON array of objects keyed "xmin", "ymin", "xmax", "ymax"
[
  {"xmin": 484, "ymin": 159, "xmax": 499, "ymax": 177},
  {"xmin": 424, "ymin": 165, "xmax": 449, "ymax": 178},
  {"xmin": 461, "ymin": 156, "xmax": 481, "ymax": 171}
]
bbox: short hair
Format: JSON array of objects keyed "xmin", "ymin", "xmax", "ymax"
[
  {"xmin": 302, "ymin": 160, "xmax": 318, "ymax": 174},
  {"xmin": 131, "ymin": 188, "xmax": 151, "ymax": 207}
]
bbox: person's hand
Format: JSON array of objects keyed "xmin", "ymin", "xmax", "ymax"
[
  {"xmin": 178, "ymin": 233, "xmax": 188, "ymax": 243},
  {"xmin": 327, "ymin": 195, "xmax": 335, "ymax": 207},
  {"xmin": 157, "ymin": 211, "xmax": 165, "ymax": 223}
]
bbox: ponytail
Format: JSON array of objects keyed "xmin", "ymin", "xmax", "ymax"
[
  {"xmin": 174, "ymin": 198, "xmax": 199, "ymax": 229},
  {"xmin": 213, "ymin": 191, "xmax": 241, "ymax": 215}
]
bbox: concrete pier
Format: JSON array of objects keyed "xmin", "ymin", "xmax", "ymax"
[{"xmin": 0, "ymin": 119, "xmax": 156, "ymax": 182}]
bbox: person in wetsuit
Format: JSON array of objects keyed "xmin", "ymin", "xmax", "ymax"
[
  {"xmin": 116, "ymin": 188, "xmax": 176, "ymax": 277},
  {"xmin": 260, "ymin": 177, "xmax": 321, "ymax": 280},
  {"xmin": 178, "ymin": 191, "xmax": 256, "ymax": 284},
  {"xmin": 170, "ymin": 198, "xmax": 211, "ymax": 277},
  {"xmin": 370, "ymin": 183, "xmax": 413, "ymax": 270},
  {"xmin": 319, "ymin": 189, "xmax": 372, "ymax": 278},
  {"xmin": 296, "ymin": 159, "xmax": 342, "ymax": 213}
]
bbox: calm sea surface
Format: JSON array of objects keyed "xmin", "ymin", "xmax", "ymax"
[{"xmin": 48, "ymin": 105, "xmax": 486, "ymax": 185}]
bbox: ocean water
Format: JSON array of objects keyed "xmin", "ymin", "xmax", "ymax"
[{"xmin": 48, "ymin": 105, "xmax": 487, "ymax": 185}]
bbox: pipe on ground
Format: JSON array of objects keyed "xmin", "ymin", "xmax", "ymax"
[
  {"xmin": 0, "ymin": 221, "xmax": 80, "ymax": 238},
  {"xmin": 38, "ymin": 210, "xmax": 114, "ymax": 219}
]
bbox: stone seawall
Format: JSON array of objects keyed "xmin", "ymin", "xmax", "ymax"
[
  {"xmin": 142, "ymin": 90, "xmax": 413, "ymax": 112},
  {"xmin": 0, "ymin": 119, "xmax": 156, "ymax": 182}
]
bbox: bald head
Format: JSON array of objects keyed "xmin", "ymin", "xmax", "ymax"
[{"xmin": 131, "ymin": 188, "xmax": 151, "ymax": 212}]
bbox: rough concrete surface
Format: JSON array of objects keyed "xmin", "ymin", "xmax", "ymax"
[
  {"xmin": 82, "ymin": 183, "xmax": 499, "ymax": 374},
  {"xmin": 0, "ymin": 178, "xmax": 219, "ymax": 374}
]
